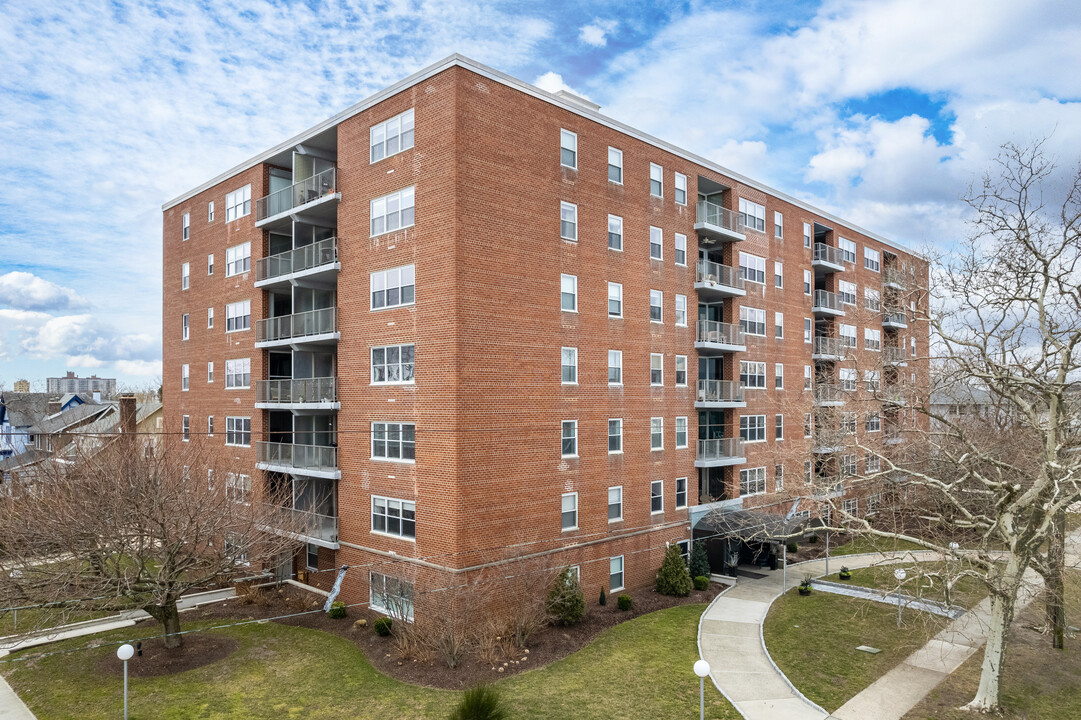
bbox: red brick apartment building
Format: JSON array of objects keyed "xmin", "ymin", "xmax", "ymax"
[{"xmin": 162, "ymin": 54, "xmax": 929, "ymax": 619}]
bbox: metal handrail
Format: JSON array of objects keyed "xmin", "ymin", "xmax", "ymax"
[
  {"xmin": 695, "ymin": 201, "xmax": 744, "ymax": 233},
  {"xmin": 695, "ymin": 260, "xmax": 745, "ymax": 291},
  {"xmin": 813, "ymin": 384, "xmax": 844, "ymax": 403},
  {"xmin": 883, "ymin": 309, "xmax": 908, "ymax": 326},
  {"xmin": 697, "ymin": 437, "xmax": 744, "ymax": 461},
  {"xmin": 255, "ymin": 167, "xmax": 338, "ymax": 220},
  {"xmin": 813, "ymin": 336, "xmax": 847, "ymax": 357},
  {"xmin": 883, "ymin": 346, "xmax": 907, "ymax": 364},
  {"xmin": 256, "ymin": 237, "xmax": 338, "ymax": 282},
  {"xmin": 696, "ymin": 320, "xmax": 744, "ymax": 346},
  {"xmin": 256, "ymin": 441, "xmax": 338, "ymax": 471},
  {"xmin": 813, "ymin": 243, "xmax": 843, "ymax": 266},
  {"xmin": 697, "ymin": 379, "xmax": 744, "ymax": 404},
  {"xmin": 883, "ymin": 267, "xmax": 906, "ymax": 287},
  {"xmin": 813, "ymin": 289, "xmax": 843, "ymax": 312},
  {"xmin": 256, "ymin": 307, "xmax": 337, "ymax": 343},
  {"xmin": 263, "ymin": 504, "xmax": 339, "ymax": 543},
  {"xmin": 255, "ymin": 377, "xmax": 337, "ymax": 404}
]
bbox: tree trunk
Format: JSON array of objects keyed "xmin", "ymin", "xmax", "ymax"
[
  {"xmin": 144, "ymin": 597, "xmax": 184, "ymax": 649},
  {"xmin": 1045, "ymin": 509, "xmax": 1067, "ymax": 650},
  {"xmin": 965, "ymin": 557, "xmax": 1023, "ymax": 713}
]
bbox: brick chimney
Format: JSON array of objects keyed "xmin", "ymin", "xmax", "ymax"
[
  {"xmin": 118, "ymin": 394, "xmax": 137, "ymax": 435},
  {"xmin": 47, "ymin": 399, "xmax": 61, "ymax": 415}
]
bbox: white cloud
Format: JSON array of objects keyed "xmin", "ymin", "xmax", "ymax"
[
  {"xmin": 15, "ymin": 314, "xmax": 158, "ymax": 367},
  {"xmin": 579, "ymin": 19, "xmax": 617, "ymax": 47},
  {"xmin": 534, "ymin": 72, "xmax": 591, "ymax": 100},
  {"xmin": 115, "ymin": 359, "xmax": 162, "ymax": 377},
  {"xmin": 0, "ymin": 272, "xmax": 86, "ymax": 312}
]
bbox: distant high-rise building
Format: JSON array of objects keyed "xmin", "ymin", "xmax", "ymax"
[
  {"xmin": 46, "ymin": 372, "xmax": 116, "ymax": 398},
  {"xmin": 12, "ymin": 380, "xmax": 30, "ymax": 393}
]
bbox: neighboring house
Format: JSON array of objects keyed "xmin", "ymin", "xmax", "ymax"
[{"xmin": 0, "ymin": 393, "xmax": 52, "ymax": 457}]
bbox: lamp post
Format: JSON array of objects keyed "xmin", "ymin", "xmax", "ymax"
[
  {"xmin": 893, "ymin": 568, "xmax": 907, "ymax": 628},
  {"xmin": 693, "ymin": 659, "xmax": 711, "ymax": 720},
  {"xmin": 117, "ymin": 643, "xmax": 134, "ymax": 720}
]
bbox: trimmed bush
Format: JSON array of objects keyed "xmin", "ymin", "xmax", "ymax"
[
  {"xmin": 373, "ymin": 617, "xmax": 393, "ymax": 636},
  {"xmin": 546, "ymin": 567, "xmax": 585, "ymax": 626},
  {"xmin": 808, "ymin": 534, "xmax": 819, "ymax": 544},
  {"xmin": 655, "ymin": 544, "xmax": 693, "ymax": 597},
  {"xmin": 688, "ymin": 540, "xmax": 711, "ymax": 580},
  {"xmin": 448, "ymin": 685, "xmax": 507, "ymax": 720},
  {"xmin": 617, "ymin": 594, "xmax": 632, "ymax": 611},
  {"xmin": 599, "ymin": 588, "xmax": 607, "ymax": 606},
  {"xmin": 693, "ymin": 575, "xmax": 710, "ymax": 591},
  {"xmin": 328, "ymin": 601, "xmax": 347, "ymax": 619},
  {"xmin": 786, "ymin": 542, "xmax": 799, "ymax": 554}
]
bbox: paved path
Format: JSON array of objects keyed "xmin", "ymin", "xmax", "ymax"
[
  {"xmin": 812, "ymin": 579, "xmax": 964, "ymax": 619},
  {"xmin": 0, "ymin": 677, "xmax": 34, "ymax": 720}
]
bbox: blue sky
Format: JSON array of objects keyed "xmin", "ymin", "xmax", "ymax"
[{"xmin": 2, "ymin": 0, "xmax": 1081, "ymax": 389}]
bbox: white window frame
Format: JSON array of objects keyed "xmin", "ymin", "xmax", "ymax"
[
  {"xmin": 608, "ymin": 486, "xmax": 623, "ymax": 521},
  {"xmin": 839, "ymin": 237, "xmax": 857, "ymax": 264},
  {"xmin": 225, "ymin": 301, "xmax": 250, "ymax": 333},
  {"xmin": 610, "ymin": 555, "xmax": 625, "ymax": 592},
  {"xmin": 207, "ymin": 416, "xmax": 214, "ymax": 436},
  {"xmin": 864, "ymin": 247, "xmax": 881, "ymax": 272},
  {"xmin": 651, "ymin": 480, "xmax": 664, "ymax": 514},
  {"xmin": 774, "ymin": 465, "xmax": 784, "ymax": 491},
  {"xmin": 207, "ymin": 253, "xmax": 214, "ymax": 275},
  {"xmin": 775, "ymin": 363, "xmax": 784, "ymax": 389},
  {"xmin": 674, "ymin": 233, "xmax": 687, "ymax": 266},
  {"xmin": 650, "ymin": 289, "xmax": 663, "ymax": 323},
  {"xmin": 371, "ymin": 496, "xmax": 416, "ymax": 541},
  {"xmin": 372, "ymin": 422, "xmax": 416, "ymax": 463},
  {"xmin": 561, "ymin": 420, "xmax": 578, "ymax": 458},
  {"xmin": 740, "ymin": 466, "xmax": 767, "ymax": 497},
  {"xmin": 560, "ymin": 201, "xmax": 578, "ymax": 241},
  {"xmin": 675, "ymin": 416, "xmax": 688, "ymax": 448},
  {"xmin": 608, "ymin": 282, "xmax": 623, "ymax": 318},
  {"xmin": 839, "ymin": 323, "xmax": 857, "ymax": 348},
  {"xmin": 182, "ymin": 212, "xmax": 190, "ymax": 240},
  {"xmin": 740, "ymin": 361, "xmax": 766, "ymax": 389},
  {"xmin": 370, "ymin": 108, "xmax": 415, "ymax": 163},
  {"xmin": 561, "ymin": 492, "xmax": 578, "ymax": 531},
  {"xmin": 225, "ymin": 242, "xmax": 251, "ymax": 277},
  {"xmin": 804, "ymin": 365, "xmax": 812, "ymax": 390},
  {"xmin": 650, "ymin": 417, "xmax": 664, "ymax": 451},
  {"xmin": 608, "ymin": 418, "xmax": 623, "ymax": 454},
  {"xmin": 739, "ymin": 251, "xmax": 766, "ymax": 284},
  {"xmin": 775, "ymin": 413, "xmax": 784, "ymax": 440},
  {"xmin": 608, "ymin": 147, "xmax": 623, "ymax": 184},
  {"xmin": 675, "ymin": 355, "xmax": 688, "ymax": 387},
  {"xmin": 675, "ymin": 294, "xmax": 687, "ymax": 327},
  {"xmin": 560, "ymin": 273, "xmax": 578, "ymax": 312},
  {"xmin": 225, "ymin": 185, "xmax": 251, "ymax": 222},
  {"xmin": 675, "ymin": 172, "xmax": 687, "ymax": 205},
  {"xmin": 370, "ymin": 186, "xmax": 416, "ymax": 237},
  {"xmin": 865, "ymin": 328, "xmax": 882, "ymax": 351},
  {"xmin": 650, "ymin": 163, "xmax": 663, "ymax": 197},
  {"xmin": 866, "ymin": 412, "xmax": 882, "ymax": 433},
  {"xmin": 608, "ymin": 215, "xmax": 623, "ymax": 251},
  {"xmin": 804, "ymin": 317, "xmax": 812, "ymax": 344},
  {"xmin": 865, "ymin": 287, "xmax": 881, "ymax": 311},
  {"xmin": 371, "ymin": 344, "xmax": 416, "ymax": 385},
  {"xmin": 225, "ymin": 416, "xmax": 251, "ymax": 447},
  {"xmin": 370, "ymin": 264, "xmax": 416, "ymax": 310},
  {"xmin": 561, "ymin": 347, "xmax": 578, "ymax": 385},
  {"xmin": 181, "ymin": 364, "xmax": 189, "ymax": 392},
  {"xmin": 225, "ymin": 358, "xmax": 251, "ymax": 389},
  {"xmin": 740, "ymin": 415, "xmax": 766, "ymax": 443},
  {"xmin": 181, "ymin": 262, "xmax": 189, "ymax": 290},
  {"xmin": 774, "ymin": 311, "xmax": 784, "ymax": 339},
  {"xmin": 207, "ymin": 202, "xmax": 214, "ymax": 222},
  {"xmin": 803, "ymin": 222, "xmax": 812, "ymax": 248},
  {"xmin": 803, "ymin": 269, "xmax": 812, "ymax": 295},
  {"xmin": 740, "ymin": 306, "xmax": 766, "ymax": 336},
  {"xmin": 839, "ymin": 280, "xmax": 857, "ymax": 306},
  {"xmin": 649, "ymin": 226, "xmax": 663, "ymax": 260},
  {"xmin": 560, "ymin": 128, "xmax": 577, "ymax": 169},
  {"xmin": 207, "ymin": 362, "xmax": 214, "ymax": 383},
  {"xmin": 774, "ymin": 211, "xmax": 783, "ymax": 238},
  {"xmin": 675, "ymin": 477, "xmax": 688, "ymax": 509},
  {"xmin": 650, "ymin": 353, "xmax": 664, "ymax": 386},
  {"xmin": 369, "ymin": 572, "xmax": 414, "ymax": 622},
  {"xmin": 774, "ymin": 261, "xmax": 783, "ymax": 288},
  {"xmin": 182, "ymin": 313, "xmax": 189, "ymax": 340},
  {"xmin": 738, "ymin": 198, "xmax": 766, "ymax": 232},
  {"xmin": 608, "ymin": 350, "xmax": 623, "ymax": 385},
  {"xmin": 182, "ymin": 414, "xmax": 190, "ymax": 441}
]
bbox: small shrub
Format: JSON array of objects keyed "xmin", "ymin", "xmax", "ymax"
[
  {"xmin": 808, "ymin": 534, "xmax": 819, "ymax": 544},
  {"xmin": 689, "ymin": 540, "xmax": 711, "ymax": 580},
  {"xmin": 786, "ymin": 542, "xmax": 799, "ymax": 554},
  {"xmin": 599, "ymin": 589, "xmax": 607, "ymax": 606},
  {"xmin": 546, "ymin": 567, "xmax": 585, "ymax": 626},
  {"xmin": 839, "ymin": 566, "xmax": 852, "ymax": 580},
  {"xmin": 693, "ymin": 575, "xmax": 710, "ymax": 591},
  {"xmin": 373, "ymin": 617, "xmax": 393, "ymax": 636},
  {"xmin": 328, "ymin": 601, "xmax": 347, "ymax": 619},
  {"xmin": 655, "ymin": 544, "xmax": 693, "ymax": 597},
  {"xmin": 448, "ymin": 685, "xmax": 507, "ymax": 720},
  {"xmin": 617, "ymin": 594, "xmax": 632, "ymax": 611}
]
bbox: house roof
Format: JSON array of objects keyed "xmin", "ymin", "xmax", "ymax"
[
  {"xmin": 930, "ymin": 385, "xmax": 995, "ymax": 407},
  {"xmin": 28, "ymin": 402, "xmax": 115, "ymax": 436},
  {"xmin": 0, "ymin": 393, "xmax": 53, "ymax": 429}
]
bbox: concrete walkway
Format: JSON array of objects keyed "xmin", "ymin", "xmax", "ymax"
[
  {"xmin": 812, "ymin": 579, "xmax": 965, "ymax": 619},
  {"xmin": 0, "ymin": 677, "xmax": 34, "ymax": 720}
]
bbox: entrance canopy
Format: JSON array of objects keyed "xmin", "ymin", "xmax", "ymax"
[{"xmin": 694, "ymin": 507, "xmax": 807, "ymax": 542}]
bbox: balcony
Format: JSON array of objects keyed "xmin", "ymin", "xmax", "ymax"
[
  {"xmin": 880, "ymin": 385, "xmax": 906, "ymax": 405},
  {"xmin": 883, "ymin": 309, "xmax": 908, "ymax": 329},
  {"xmin": 812, "ymin": 243, "xmax": 845, "ymax": 272},
  {"xmin": 812, "ymin": 289, "xmax": 845, "ymax": 316},
  {"xmin": 261, "ymin": 504, "xmax": 340, "ymax": 549},
  {"xmin": 883, "ymin": 346, "xmax": 908, "ymax": 366},
  {"xmin": 694, "ymin": 201, "xmax": 746, "ymax": 243},
  {"xmin": 255, "ymin": 441, "xmax": 340, "ymax": 480},
  {"xmin": 812, "ymin": 336, "xmax": 848, "ymax": 361},
  {"xmin": 695, "ymin": 379, "xmax": 746, "ymax": 409},
  {"xmin": 694, "ymin": 437, "xmax": 746, "ymax": 468},
  {"xmin": 694, "ymin": 260, "xmax": 745, "ymax": 299},
  {"xmin": 883, "ymin": 267, "xmax": 906, "ymax": 290},
  {"xmin": 813, "ymin": 383, "xmax": 845, "ymax": 407},
  {"xmin": 255, "ymin": 237, "xmax": 339, "ymax": 289},
  {"xmin": 255, "ymin": 167, "xmax": 340, "ymax": 229},
  {"xmin": 884, "ymin": 432, "xmax": 905, "ymax": 446},
  {"xmin": 695, "ymin": 320, "xmax": 746, "ymax": 354},
  {"xmin": 255, "ymin": 377, "xmax": 339, "ymax": 411},
  {"xmin": 255, "ymin": 308, "xmax": 339, "ymax": 348},
  {"xmin": 810, "ymin": 478, "xmax": 845, "ymax": 500}
]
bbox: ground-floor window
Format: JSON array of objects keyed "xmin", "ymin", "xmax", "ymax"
[
  {"xmin": 306, "ymin": 543, "xmax": 319, "ymax": 570},
  {"xmin": 609, "ymin": 555, "xmax": 624, "ymax": 592},
  {"xmin": 370, "ymin": 572, "xmax": 414, "ymax": 621}
]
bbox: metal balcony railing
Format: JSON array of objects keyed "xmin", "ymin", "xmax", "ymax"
[
  {"xmin": 813, "ymin": 243, "xmax": 844, "ymax": 267},
  {"xmin": 813, "ymin": 289, "xmax": 844, "ymax": 312},
  {"xmin": 880, "ymin": 385, "xmax": 906, "ymax": 404},
  {"xmin": 695, "ymin": 260, "xmax": 745, "ymax": 292},
  {"xmin": 256, "ymin": 377, "xmax": 337, "ymax": 405},
  {"xmin": 814, "ymin": 384, "xmax": 844, "ymax": 404},
  {"xmin": 263, "ymin": 504, "xmax": 339, "ymax": 544},
  {"xmin": 813, "ymin": 336, "xmax": 847, "ymax": 358},
  {"xmin": 695, "ymin": 201, "xmax": 744, "ymax": 234},
  {"xmin": 256, "ymin": 441, "xmax": 338, "ymax": 472},
  {"xmin": 883, "ymin": 267, "xmax": 906, "ymax": 288},
  {"xmin": 883, "ymin": 346, "xmax": 907, "ymax": 364},
  {"xmin": 696, "ymin": 320, "xmax": 744, "ymax": 347},
  {"xmin": 697, "ymin": 379, "xmax": 744, "ymax": 404},
  {"xmin": 256, "ymin": 307, "xmax": 337, "ymax": 343},
  {"xmin": 883, "ymin": 309, "xmax": 908, "ymax": 327},
  {"xmin": 697, "ymin": 437, "xmax": 744, "ymax": 462},
  {"xmin": 256, "ymin": 237, "xmax": 338, "ymax": 282},
  {"xmin": 256, "ymin": 167, "xmax": 338, "ymax": 221}
]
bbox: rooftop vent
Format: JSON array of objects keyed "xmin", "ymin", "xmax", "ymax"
[{"xmin": 554, "ymin": 89, "xmax": 601, "ymax": 113}]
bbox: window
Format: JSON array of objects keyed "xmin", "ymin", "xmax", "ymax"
[
  {"xmin": 560, "ymin": 201, "xmax": 577, "ymax": 241},
  {"xmin": 740, "ymin": 415, "xmax": 766, "ymax": 442},
  {"xmin": 740, "ymin": 306, "xmax": 766, "ymax": 336},
  {"xmin": 372, "ymin": 422, "xmax": 416, "ymax": 461},
  {"xmin": 912, "ymin": 337, "xmax": 917, "ymax": 357},
  {"xmin": 371, "ymin": 264, "xmax": 416, "ymax": 309},
  {"xmin": 675, "ymin": 356, "xmax": 687, "ymax": 386},
  {"xmin": 181, "ymin": 262, "xmax": 190, "ymax": 290},
  {"xmin": 225, "ymin": 417, "xmax": 251, "ymax": 447},
  {"xmin": 207, "ymin": 362, "xmax": 214, "ymax": 383},
  {"xmin": 774, "ymin": 465, "xmax": 784, "ymax": 491},
  {"xmin": 372, "ymin": 496, "xmax": 416, "ymax": 540},
  {"xmin": 675, "ymin": 477, "xmax": 688, "ymax": 508},
  {"xmin": 208, "ymin": 202, "xmax": 214, "ymax": 222},
  {"xmin": 561, "ymin": 492, "xmax": 578, "ymax": 530},
  {"xmin": 839, "ymin": 280, "xmax": 857, "ymax": 306},
  {"xmin": 651, "ymin": 480, "xmax": 663, "ymax": 513},
  {"xmin": 865, "ymin": 288, "xmax": 881, "ymax": 311},
  {"xmin": 225, "ymin": 242, "xmax": 251, "ymax": 276},
  {"xmin": 651, "ymin": 417, "xmax": 663, "ymax": 450},
  {"xmin": 650, "ymin": 353, "xmax": 663, "ymax": 385},
  {"xmin": 804, "ymin": 365, "xmax": 812, "ymax": 390},
  {"xmin": 678, "ymin": 540, "xmax": 691, "ymax": 562},
  {"xmin": 609, "ymin": 419, "xmax": 623, "ymax": 453},
  {"xmin": 803, "ymin": 460, "xmax": 813, "ymax": 482},
  {"xmin": 865, "ymin": 413, "xmax": 882, "ymax": 432},
  {"xmin": 370, "ymin": 108, "xmax": 415, "ymax": 163},
  {"xmin": 226, "ymin": 473, "xmax": 251, "ymax": 503},
  {"xmin": 650, "ymin": 163, "xmax": 663, "ymax": 197},
  {"xmin": 370, "ymin": 572, "xmax": 413, "ymax": 621},
  {"xmin": 774, "ymin": 211, "xmax": 783, "ymax": 238},
  {"xmin": 561, "ymin": 347, "xmax": 578, "ymax": 384},
  {"xmin": 804, "ymin": 415, "xmax": 812, "ymax": 438},
  {"xmin": 219, "ymin": 359, "xmax": 249, "ymax": 390},
  {"xmin": 839, "ymin": 323, "xmax": 857, "ymax": 347},
  {"xmin": 775, "ymin": 414, "xmax": 784, "ymax": 440},
  {"xmin": 608, "ymin": 282, "xmax": 623, "ymax": 317},
  {"xmin": 804, "ymin": 318, "xmax": 812, "ymax": 343},
  {"xmin": 370, "ymin": 187, "xmax": 416, "ymax": 236},
  {"xmin": 841, "ymin": 454, "xmax": 858, "ymax": 477},
  {"xmin": 182, "ymin": 313, "xmax": 189, "ymax": 340},
  {"xmin": 560, "ymin": 273, "xmax": 578, "ymax": 311},
  {"xmin": 740, "ymin": 361, "xmax": 766, "ymax": 389},
  {"xmin": 774, "ymin": 312, "xmax": 784, "ymax": 339},
  {"xmin": 306, "ymin": 543, "xmax": 318, "ymax": 570},
  {"xmin": 864, "ymin": 247, "xmax": 881, "ymax": 271},
  {"xmin": 840, "ymin": 367, "xmax": 858, "ymax": 392},
  {"xmin": 608, "ymin": 147, "xmax": 623, "ymax": 183},
  {"xmin": 740, "ymin": 467, "xmax": 766, "ymax": 496},
  {"xmin": 844, "ymin": 498, "xmax": 858, "ymax": 516},
  {"xmin": 803, "ymin": 222, "xmax": 812, "ymax": 248},
  {"xmin": 864, "ymin": 370, "xmax": 880, "ymax": 391},
  {"xmin": 208, "ymin": 416, "xmax": 214, "ymax": 436},
  {"xmin": 225, "ymin": 185, "xmax": 251, "ymax": 222},
  {"xmin": 675, "ymin": 295, "xmax": 687, "ymax": 326},
  {"xmin": 560, "ymin": 129, "xmax": 577, "ymax": 169},
  {"xmin": 561, "ymin": 420, "xmax": 577, "ymax": 457},
  {"xmin": 207, "ymin": 253, "xmax": 214, "ymax": 275},
  {"xmin": 181, "ymin": 364, "xmax": 189, "ymax": 391},
  {"xmin": 738, "ymin": 198, "xmax": 766, "ymax": 232},
  {"xmin": 674, "ymin": 173, "xmax": 687, "ymax": 205},
  {"xmin": 842, "ymin": 411, "xmax": 858, "ymax": 434},
  {"xmin": 608, "ymin": 486, "xmax": 623, "ymax": 521},
  {"xmin": 775, "ymin": 363, "xmax": 784, "ymax": 389},
  {"xmin": 182, "ymin": 213, "xmax": 190, "ymax": 240},
  {"xmin": 180, "ymin": 415, "xmax": 190, "ymax": 442},
  {"xmin": 739, "ymin": 252, "xmax": 766, "ymax": 284},
  {"xmin": 838, "ymin": 237, "xmax": 856, "ymax": 264},
  {"xmin": 225, "ymin": 301, "xmax": 250, "ymax": 332},
  {"xmin": 866, "ymin": 454, "xmax": 882, "ymax": 473},
  {"xmin": 674, "ymin": 233, "xmax": 687, "ymax": 266},
  {"xmin": 865, "ymin": 328, "xmax": 882, "ymax": 351},
  {"xmin": 608, "ymin": 350, "xmax": 623, "ymax": 384},
  {"xmin": 649, "ymin": 226, "xmax": 662, "ymax": 260},
  {"xmin": 675, "ymin": 416, "xmax": 688, "ymax": 448},
  {"xmin": 608, "ymin": 215, "xmax": 623, "ymax": 251},
  {"xmin": 372, "ymin": 344, "xmax": 415, "ymax": 384},
  {"xmin": 610, "ymin": 556, "xmax": 624, "ymax": 592},
  {"xmin": 774, "ymin": 261, "xmax": 783, "ymax": 288},
  {"xmin": 650, "ymin": 290, "xmax": 663, "ymax": 322},
  {"xmin": 803, "ymin": 269, "xmax": 812, "ymax": 295}
]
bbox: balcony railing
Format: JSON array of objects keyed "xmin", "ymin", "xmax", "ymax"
[
  {"xmin": 697, "ymin": 437, "xmax": 744, "ymax": 462},
  {"xmin": 814, "ymin": 384, "xmax": 844, "ymax": 404},
  {"xmin": 813, "ymin": 243, "xmax": 844, "ymax": 268},
  {"xmin": 263, "ymin": 504, "xmax": 339, "ymax": 544},
  {"xmin": 697, "ymin": 379, "xmax": 744, "ymax": 405},
  {"xmin": 695, "ymin": 260, "xmax": 744, "ymax": 293},
  {"xmin": 256, "ymin": 167, "xmax": 338, "ymax": 221},
  {"xmin": 883, "ymin": 346, "xmax": 907, "ymax": 364},
  {"xmin": 813, "ymin": 336, "xmax": 848, "ymax": 359},
  {"xmin": 695, "ymin": 201, "xmax": 744, "ymax": 234},
  {"xmin": 883, "ymin": 267, "xmax": 906, "ymax": 288},
  {"xmin": 256, "ymin": 307, "xmax": 337, "ymax": 343},
  {"xmin": 880, "ymin": 385, "xmax": 906, "ymax": 404},
  {"xmin": 696, "ymin": 320, "xmax": 744, "ymax": 347},
  {"xmin": 883, "ymin": 309, "xmax": 908, "ymax": 328},
  {"xmin": 256, "ymin": 237, "xmax": 338, "ymax": 283},
  {"xmin": 256, "ymin": 377, "xmax": 337, "ymax": 405},
  {"xmin": 812, "ymin": 289, "xmax": 844, "ymax": 313},
  {"xmin": 256, "ymin": 441, "xmax": 338, "ymax": 473}
]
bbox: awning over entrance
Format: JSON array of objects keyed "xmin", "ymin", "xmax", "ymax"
[{"xmin": 693, "ymin": 507, "xmax": 807, "ymax": 542}]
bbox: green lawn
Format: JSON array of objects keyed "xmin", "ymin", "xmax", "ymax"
[
  {"xmin": 0, "ymin": 608, "xmax": 116, "ymax": 638},
  {"xmin": 829, "ymin": 535, "xmax": 926, "ymax": 557},
  {"xmin": 842, "ymin": 562, "xmax": 986, "ymax": 609},
  {"xmin": 2, "ymin": 604, "xmax": 737, "ymax": 720}
]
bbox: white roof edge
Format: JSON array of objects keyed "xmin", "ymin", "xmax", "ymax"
[{"xmin": 162, "ymin": 53, "xmax": 925, "ymax": 260}]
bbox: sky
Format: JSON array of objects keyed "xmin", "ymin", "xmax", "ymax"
[{"xmin": 1, "ymin": 0, "xmax": 1080, "ymax": 389}]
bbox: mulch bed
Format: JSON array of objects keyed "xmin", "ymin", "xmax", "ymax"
[
  {"xmin": 162, "ymin": 583, "xmax": 719, "ymax": 689},
  {"xmin": 94, "ymin": 632, "xmax": 239, "ymax": 678}
]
